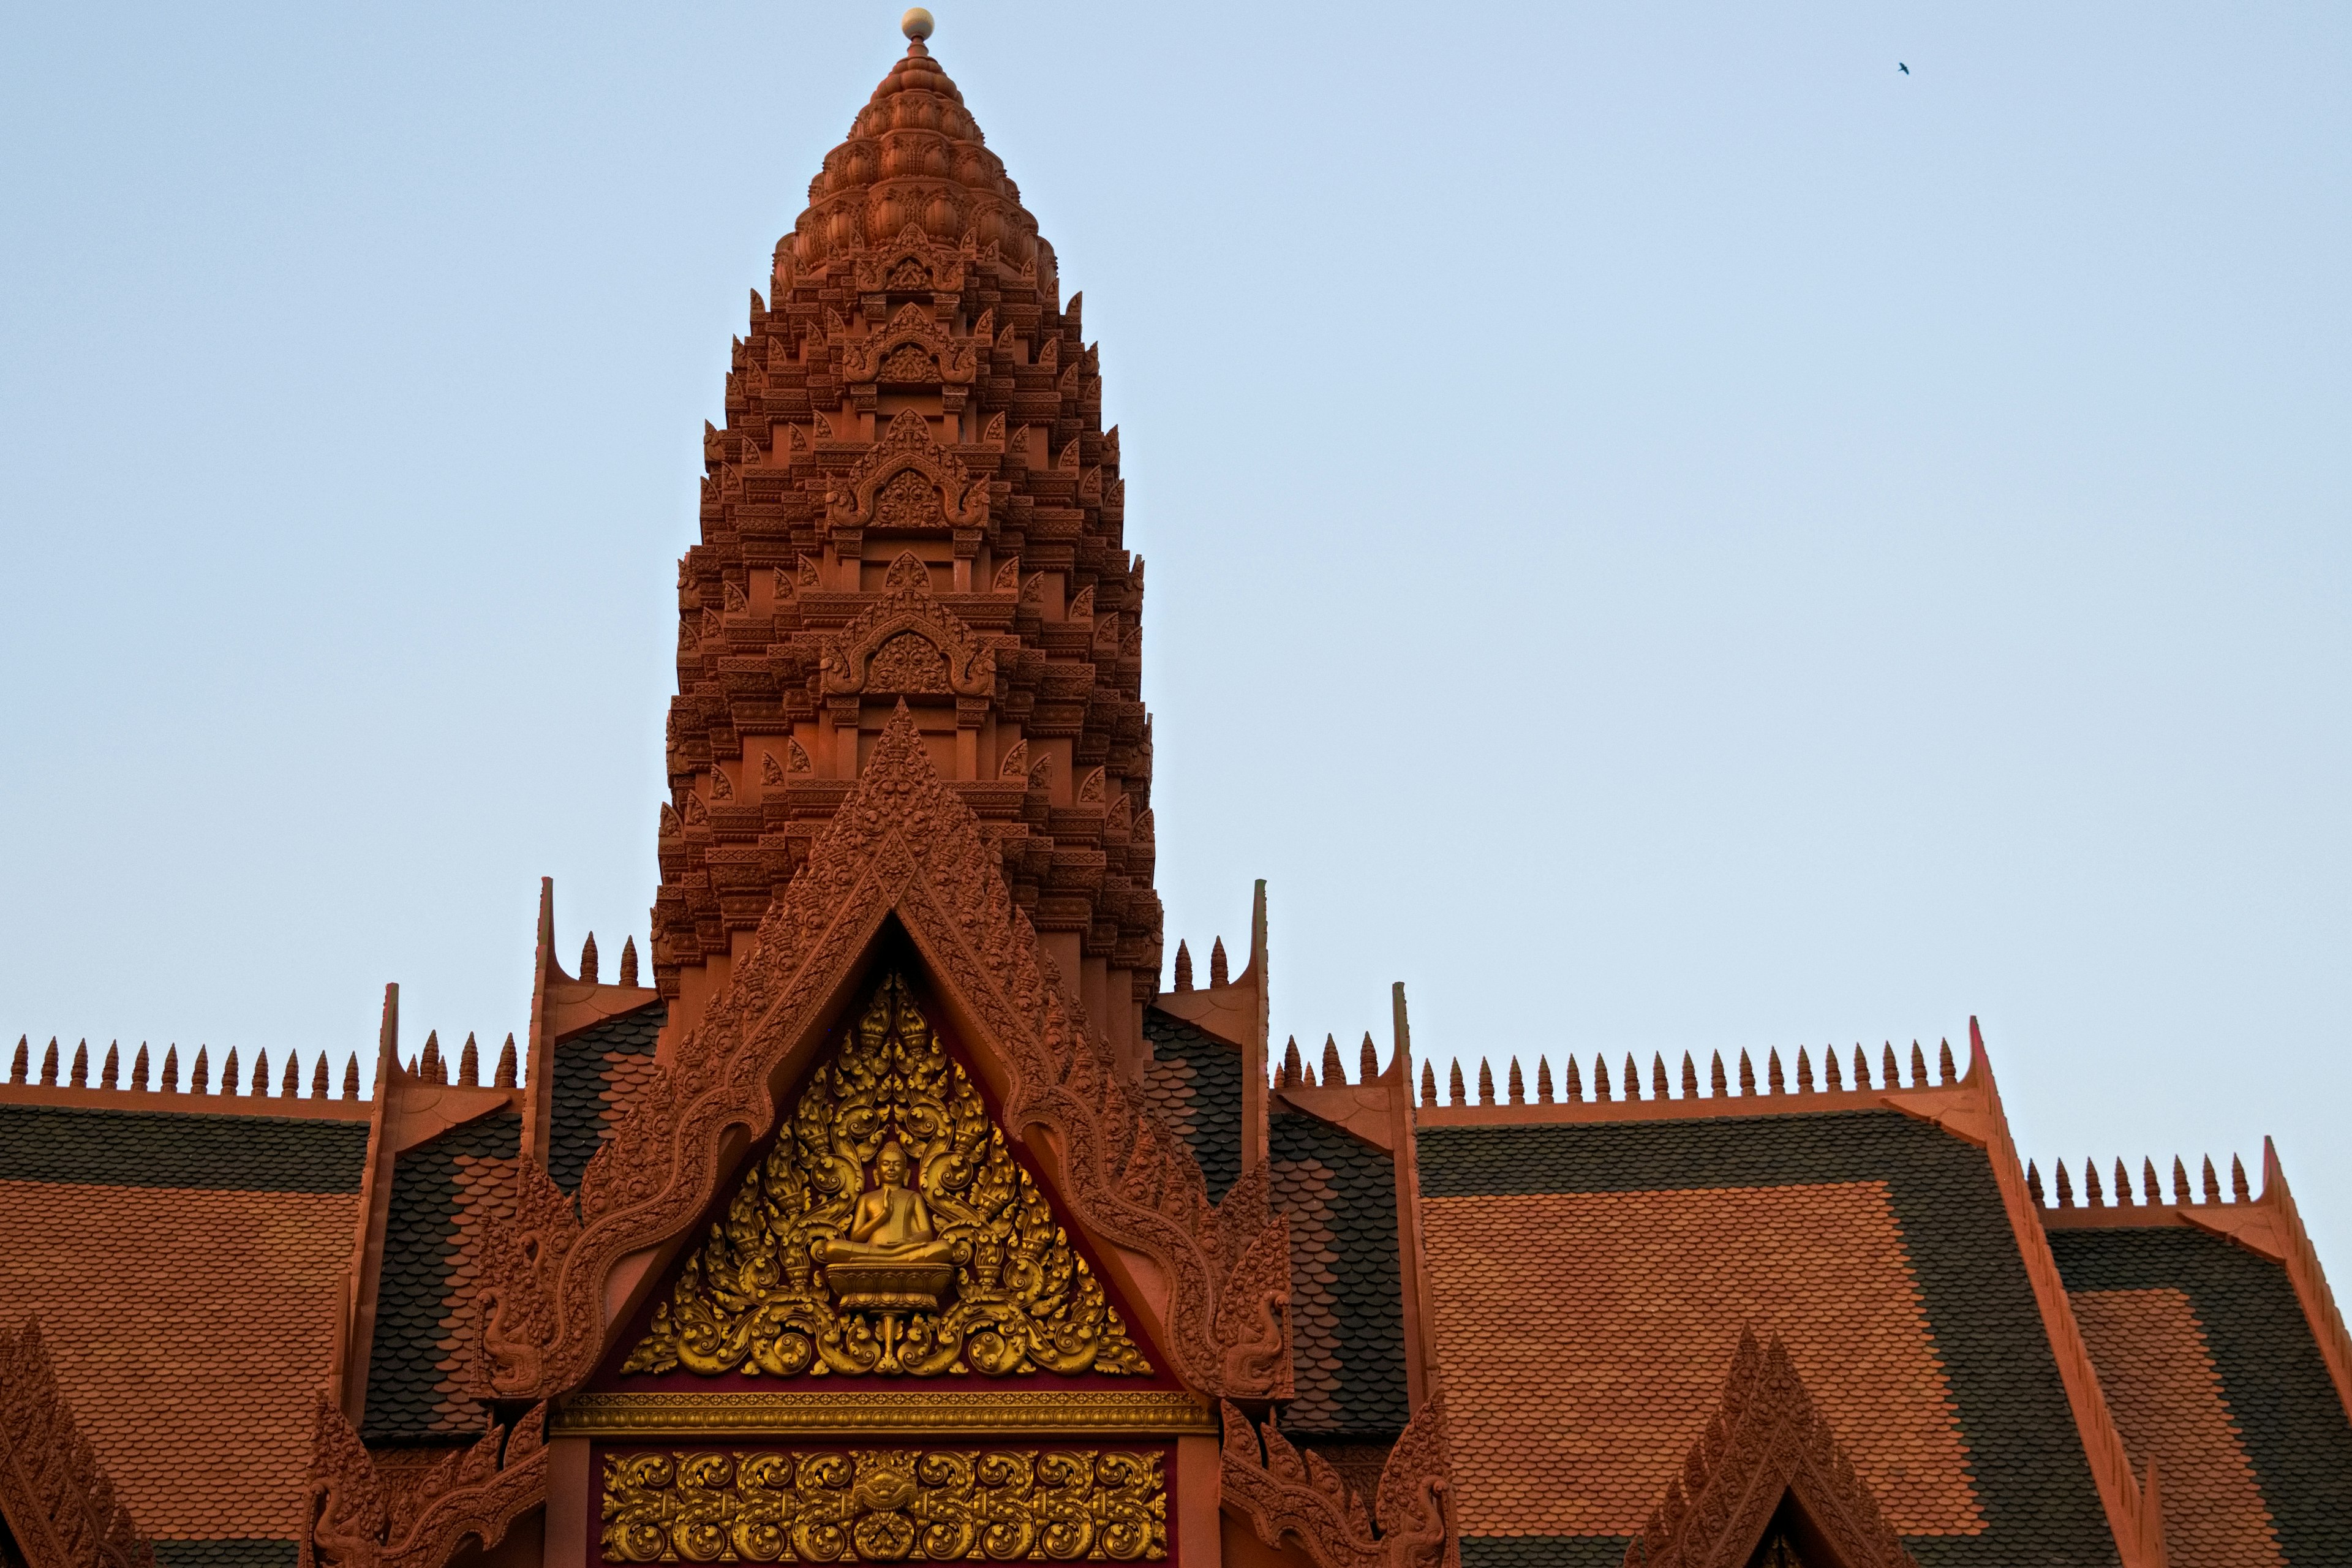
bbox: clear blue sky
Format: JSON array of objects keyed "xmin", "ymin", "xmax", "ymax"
[{"xmin": 4, "ymin": 5, "xmax": 2347, "ymax": 1260}]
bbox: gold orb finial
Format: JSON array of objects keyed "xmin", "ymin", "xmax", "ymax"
[{"xmin": 902, "ymin": 9, "xmax": 935, "ymax": 42}]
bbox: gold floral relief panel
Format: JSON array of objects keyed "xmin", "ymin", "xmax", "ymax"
[
  {"xmin": 625, "ymin": 974, "xmax": 1150, "ymax": 1380},
  {"xmin": 599, "ymin": 1447, "xmax": 1168, "ymax": 1563}
]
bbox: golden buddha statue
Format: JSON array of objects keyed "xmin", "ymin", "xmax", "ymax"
[
  {"xmin": 819, "ymin": 1140, "xmax": 955, "ymax": 1313},
  {"xmin": 823, "ymin": 1140, "xmax": 950, "ymax": 1265}
]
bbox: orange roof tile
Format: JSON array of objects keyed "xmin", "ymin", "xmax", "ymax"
[
  {"xmin": 0, "ymin": 1180, "xmax": 354, "ymax": 1539},
  {"xmin": 1421, "ymin": 1182, "xmax": 1984, "ymax": 1539},
  {"xmin": 2071, "ymin": 1287, "xmax": 2283, "ymax": 1568}
]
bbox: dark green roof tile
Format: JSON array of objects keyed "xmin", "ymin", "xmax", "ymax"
[
  {"xmin": 0, "ymin": 1105, "xmax": 367, "ymax": 1193},
  {"xmin": 361, "ymin": 1109, "xmax": 522, "ymax": 1442},
  {"xmin": 2052, "ymin": 1223, "xmax": 2352, "ymax": 1563},
  {"xmin": 1272, "ymin": 1111, "xmax": 1409, "ymax": 1440},
  {"xmin": 1142, "ymin": 1009, "xmax": 1243, "ymax": 1205},
  {"xmin": 1421, "ymin": 1111, "xmax": 2122, "ymax": 1567},
  {"xmin": 546, "ymin": 1005, "xmax": 663, "ymax": 1196}
]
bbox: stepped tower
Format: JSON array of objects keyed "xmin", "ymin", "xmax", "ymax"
[{"xmin": 653, "ymin": 20, "xmax": 1159, "ymax": 1072}]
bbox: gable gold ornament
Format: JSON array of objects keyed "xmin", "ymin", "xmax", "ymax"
[
  {"xmin": 625, "ymin": 974, "xmax": 1149, "ymax": 1380},
  {"xmin": 600, "ymin": 1446, "xmax": 1167, "ymax": 1563}
]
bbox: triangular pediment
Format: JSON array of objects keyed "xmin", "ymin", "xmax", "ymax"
[
  {"xmin": 620, "ymin": 970, "xmax": 1150, "ymax": 1381},
  {"xmin": 1625, "ymin": 1330, "xmax": 1918, "ymax": 1568},
  {"xmin": 477, "ymin": 706, "xmax": 1292, "ymax": 1411}
]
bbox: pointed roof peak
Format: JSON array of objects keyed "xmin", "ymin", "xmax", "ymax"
[
  {"xmin": 868, "ymin": 33, "xmax": 962, "ymax": 108},
  {"xmin": 480, "ymin": 681, "xmax": 1270, "ymax": 1412},
  {"xmin": 788, "ymin": 17, "xmax": 1046, "ymax": 277}
]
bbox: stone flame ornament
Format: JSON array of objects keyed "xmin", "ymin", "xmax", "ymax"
[{"xmin": 624, "ymin": 974, "xmax": 1150, "ymax": 1379}]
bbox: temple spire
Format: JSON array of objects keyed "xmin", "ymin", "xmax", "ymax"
[{"xmin": 655, "ymin": 12, "xmax": 1148, "ymax": 1072}]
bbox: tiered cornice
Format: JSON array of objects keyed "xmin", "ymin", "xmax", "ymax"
[{"xmin": 655, "ymin": 32, "xmax": 1157, "ymax": 1073}]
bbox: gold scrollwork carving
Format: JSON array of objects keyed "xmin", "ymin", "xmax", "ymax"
[
  {"xmin": 624, "ymin": 975, "xmax": 1148, "ymax": 1380},
  {"xmin": 600, "ymin": 1448, "xmax": 1167, "ymax": 1563}
]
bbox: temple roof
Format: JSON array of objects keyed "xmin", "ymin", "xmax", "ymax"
[
  {"xmin": 1270, "ymin": 1109, "xmax": 1409, "ymax": 1442},
  {"xmin": 360, "ymin": 1108, "xmax": 521, "ymax": 1444},
  {"xmin": 0, "ymin": 1104, "xmax": 366, "ymax": 1561},
  {"xmin": 356, "ymin": 1001, "xmax": 662, "ymax": 1442},
  {"xmin": 2054, "ymin": 1221, "xmax": 2352, "ymax": 1564},
  {"xmin": 1414, "ymin": 1106, "xmax": 2119, "ymax": 1567},
  {"xmin": 541, "ymin": 1003, "xmax": 661, "ymax": 1197},
  {"xmin": 6, "ymin": 23, "xmax": 2350, "ymax": 1568}
]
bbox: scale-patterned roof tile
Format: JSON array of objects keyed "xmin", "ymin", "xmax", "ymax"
[
  {"xmin": 1272, "ymin": 1111, "xmax": 1408, "ymax": 1440},
  {"xmin": 361, "ymin": 1109, "xmax": 522, "ymax": 1442},
  {"xmin": 0, "ymin": 1105, "xmax": 363, "ymax": 1547},
  {"xmin": 2053, "ymin": 1224, "xmax": 2352, "ymax": 1565},
  {"xmin": 545, "ymin": 1004, "xmax": 663, "ymax": 1195},
  {"xmin": 1142, "ymin": 1009, "xmax": 1242, "ymax": 1205},
  {"xmin": 1415, "ymin": 1110, "xmax": 2119, "ymax": 1568}
]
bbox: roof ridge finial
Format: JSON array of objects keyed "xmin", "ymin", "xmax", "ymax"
[{"xmin": 902, "ymin": 7, "xmax": 934, "ymax": 56}]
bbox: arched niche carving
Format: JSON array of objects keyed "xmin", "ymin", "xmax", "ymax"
[
  {"xmin": 840, "ymin": 301, "xmax": 978, "ymax": 388},
  {"xmin": 851, "ymin": 223, "xmax": 970, "ymax": 295},
  {"xmin": 826, "ymin": 410, "xmax": 989, "ymax": 533},
  {"xmin": 818, "ymin": 551, "xmax": 997, "ymax": 699}
]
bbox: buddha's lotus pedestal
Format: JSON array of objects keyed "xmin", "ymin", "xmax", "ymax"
[{"xmin": 824, "ymin": 1257, "xmax": 956, "ymax": 1312}]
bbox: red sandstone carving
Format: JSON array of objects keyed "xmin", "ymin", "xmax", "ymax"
[
  {"xmin": 0, "ymin": 1317, "xmax": 151, "ymax": 1568},
  {"xmin": 1209, "ymin": 1162, "xmax": 1295, "ymax": 1401},
  {"xmin": 10, "ymin": 24, "xmax": 2351, "ymax": 1568},
  {"xmin": 1622, "ymin": 1329, "xmax": 1916, "ymax": 1568},
  {"xmin": 824, "ymin": 411, "xmax": 990, "ymax": 534},
  {"xmin": 483, "ymin": 707, "xmax": 1287, "ymax": 1407},
  {"xmin": 851, "ymin": 228, "xmax": 973, "ymax": 297},
  {"xmin": 302, "ymin": 1398, "xmax": 383, "ymax": 1568},
  {"xmin": 301, "ymin": 1398, "xmax": 546, "ymax": 1568},
  {"xmin": 654, "ymin": 32, "xmax": 1156, "ymax": 1069},
  {"xmin": 840, "ymin": 301, "xmax": 979, "ymax": 390},
  {"xmin": 818, "ymin": 550, "xmax": 998, "ymax": 698},
  {"xmin": 1218, "ymin": 1395, "xmax": 1454, "ymax": 1568}
]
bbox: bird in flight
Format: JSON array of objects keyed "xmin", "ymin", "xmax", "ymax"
[{"xmin": 1899, "ymin": 62, "xmax": 1910, "ymax": 74}]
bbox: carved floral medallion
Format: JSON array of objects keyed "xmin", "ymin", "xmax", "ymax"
[
  {"xmin": 875, "ymin": 470, "xmax": 943, "ymax": 530},
  {"xmin": 880, "ymin": 344, "xmax": 942, "ymax": 384},
  {"xmin": 867, "ymin": 633, "xmax": 951, "ymax": 694},
  {"xmin": 624, "ymin": 974, "xmax": 1150, "ymax": 1379}
]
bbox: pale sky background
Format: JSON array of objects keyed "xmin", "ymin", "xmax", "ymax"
[{"xmin": 3, "ymin": 6, "xmax": 2347, "ymax": 1261}]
